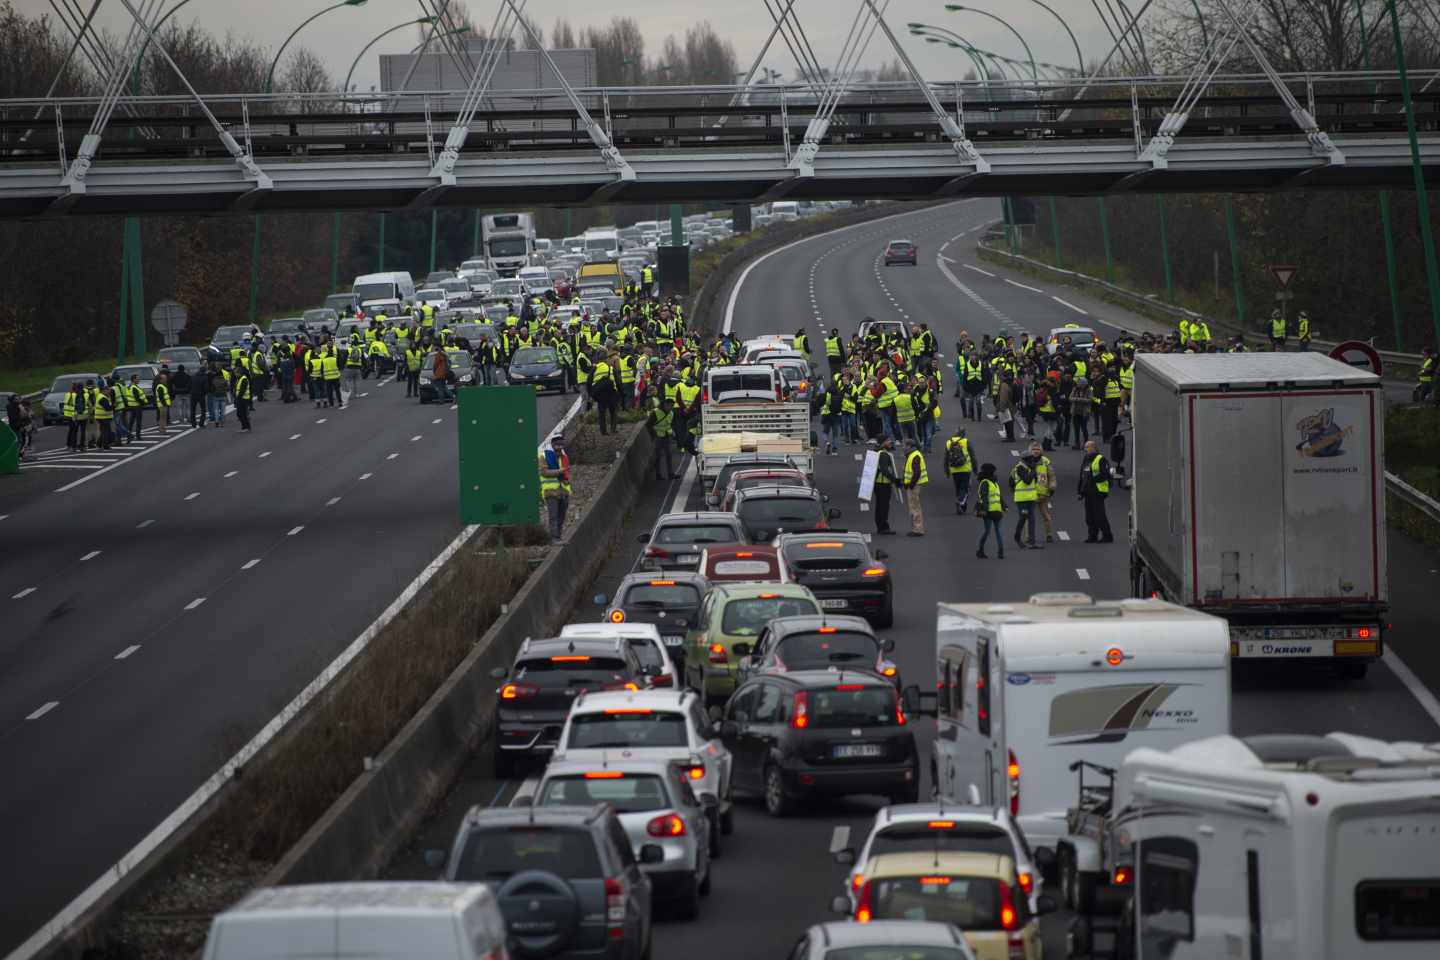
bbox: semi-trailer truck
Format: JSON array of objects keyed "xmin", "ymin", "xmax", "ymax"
[
  {"xmin": 1129, "ymin": 352, "xmax": 1387, "ymax": 678},
  {"xmin": 482, "ymin": 213, "xmax": 536, "ymax": 277}
]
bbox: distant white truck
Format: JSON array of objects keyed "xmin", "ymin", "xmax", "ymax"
[
  {"xmin": 482, "ymin": 212, "xmax": 536, "ymax": 277},
  {"xmin": 910, "ymin": 593, "xmax": 1231, "ymax": 863},
  {"xmin": 1077, "ymin": 732, "xmax": 1440, "ymax": 960},
  {"xmin": 1129, "ymin": 353, "xmax": 1388, "ymax": 678}
]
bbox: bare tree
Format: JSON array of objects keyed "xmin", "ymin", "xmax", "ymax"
[
  {"xmin": 584, "ymin": 17, "xmax": 647, "ymax": 85},
  {"xmin": 551, "ymin": 17, "xmax": 578, "ymax": 49},
  {"xmin": 0, "ymin": 0, "xmax": 94, "ymax": 97},
  {"xmin": 279, "ymin": 46, "xmax": 331, "ymax": 98},
  {"xmin": 678, "ymin": 21, "xmax": 738, "ymax": 85}
]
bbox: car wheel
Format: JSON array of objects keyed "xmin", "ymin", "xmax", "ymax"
[
  {"xmin": 720, "ymin": 803, "xmax": 734, "ymax": 835},
  {"xmin": 763, "ymin": 763, "xmax": 791, "ymax": 818},
  {"xmin": 676, "ymin": 872, "xmax": 701, "ymax": 920},
  {"xmin": 875, "ymin": 596, "xmax": 894, "ymax": 629},
  {"xmin": 699, "ymin": 845, "xmax": 713, "ymax": 895},
  {"xmin": 1060, "ymin": 847, "xmax": 1077, "ymax": 910},
  {"xmin": 494, "ymin": 746, "xmax": 515, "ymax": 780},
  {"xmin": 708, "ymin": 812, "xmax": 723, "ymax": 858}
]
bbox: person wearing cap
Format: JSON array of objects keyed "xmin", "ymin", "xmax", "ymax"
[
  {"xmin": 1269, "ymin": 308, "xmax": 1287, "ymax": 350},
  {"xmin": 974, "ymin": 462, "xmax": 1006, "ymax": 560},
  {"xmin": 539, "ymin": 435, "xmax": 571, "ymax": 542},
  {"xmin": 869, "ymin": 438, "xmax": 900, "ymax": 536},
  {"xmin": 1297, "ymin": 310, "xmax": 1312, "ymax": 351},
  {"xmin": 944, "ymin": 426, "xmax": 974, "ymax": 513}
]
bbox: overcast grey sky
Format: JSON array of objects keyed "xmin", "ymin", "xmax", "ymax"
[{"xmin": 21, "ymin": 0, "xmax": 1122, "ymax": 93}]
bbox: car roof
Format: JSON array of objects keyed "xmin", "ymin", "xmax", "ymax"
[
  {"xmin": 561, "ymin": 622, "xmax": 664, "ymax": 642},
  {"xmin": 569, "ymin": 689, "xmax": 693, "ymax": 715},
  {"xmin": 701, "ymin": 544, "xmax": 778, "ymax": 559},
  {"xmin": 734, "ymin": 485, "xmax": 819, "ymax": 500},
  {"xmin": 864, "ymin": 852, "xmax": 1014, "ymax": 880},
  {"xmin": 653, "ymin": 511, "xmax": 743, "ymax": 526},
  {"xmin": 518, "ymin": 636, "xmax": 624, "ymax": 658},
  {"xmin": 542, "ymin": 756, "xmax": 680, "ymax": 780},
  {"xmin": 771, "ymin": 668, "xmax": 894, "ymax": 689},
  {"xmin": 887, "ymin": 238, "xmax": 914, "ymax": 244},
  {"xmin": 766, "ymin": 614, "xmax": 874, "ymax": 637},
  {"xmin": 712, "ymin": 582, "xmax": 816, "ymax": 600},
  {"xmin": 778, "ymin": 531, "xmax": 867, "ymax": 547},
  {"xmin": 462, "ymin": 804, "xmax": 609, "ymax": 829},
  {"xmin": 875, "ymin": 803, "xmax": 1009, "ymax": 828},
  {"xmin": 615, "ymin": 571, "xmax": 708, "ymax": 589},
  {"xmin": 230, "ymin": 882, "xmax": 498, "ymax": 916},
  {"xmin": 809, "ymin": 920, "xmax": 966, "ymax": 949}
]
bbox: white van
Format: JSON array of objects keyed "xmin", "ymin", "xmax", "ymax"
[
  {"xmin": 582, "ymin": 228, "xmax": 621, "ymax": 262},
  {"xmin": 351, "ymin": 271, "xmax": 416, "ymax": 307},
  {"xmin": 769, "ymin": 201, "xmax": 799, "ymax": 221},
  {"xmin": 202, "ymin": 883, "xmax": 508, "ymax": 960},
  {"xmin": 1106, "ymin": 733, "xmax": 1440, "ymax": 960},
  {"xmin": 917, "ymin": 594, "xmax": 1230, "ymax": 858}
]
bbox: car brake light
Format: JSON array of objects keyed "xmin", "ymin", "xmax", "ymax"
[
  {"xmin": 818, "ymin": 626, "xmax": 838, "ymax": 634},
  {"xmin": 1113, "ymin": 866, "xmax": 1131, "ymax": 885},
  {"xmin": 709, "ymin": 642, "xmax": 728, "ymax": 665},
  {"xmin": 928, "ymin": 821, "xmax": 955, "ymax": 829},
  {"xmin": 852, "ymin": 872, "xmax": 865, "ymax": 890},
  {"xmin": 855, "ymin": 880, "xmax": 873, "ymax": 923},
  {"xmin": 603, "ymin": 708, "xmax": 652, "ymax": 715},
  {"xmin": 1008, "ymin": 748, "xmax": 1021, "ymax": 816},
  {"xmin": 920, "ymin": 876, "xmax": 951, "ymax": 885},
  {"xmin": 734, "ymin": 551, "xmax": 754, "ymax": 558},
  {"xmin": 586, "ymin": 771, "xmax": 625, "ymax": 779},
  {"xmin": 759, "ymin": 593, "xmax": 780, "ymax": 599},
  {"xmin": 646, "ymin": 813, "xmax": 686, "ymax": 837},
  {"xmin": 1000, "ymin": 880, "xmax": 1018, "ymax": 931},
  {"xmin": 895, "ymin": 689, "xmax": 907, "ymax": 725},
  {"xmin": 803, "ymin": 543, "xmax": 843, "ymax": 550},
  {"xmin": 862, "ymin": 567, "xmax": 886, "ymax": 577},
  {"xmin": 1018, "ymin": 871, "xmax": 1034, "ymax": 894},
  {"xmin": 649, "ymin": 580, "xmax": 676, "ymax": 586},
  {"xmin": 791, "ymin": 691, "xmax": 809, "ymax": 729},
  {"xmin": 551, "ymin": 655, "xmax": 591, "ymax": 662},
  {"xmin": 882, "ymin": 664, "xmax": 897, "ymax": 677},
  {"xmin": 604, "ymin": 877, "xmax": 625, "ymax": 938},
  {"xmin": 687, "ymin": 764, "xmax": 705, "ymax": 780},
  {"xmin": 644, "ymin": 546, "xmax": 670, "ymax": 559},
  {"xmin": 836, "ymin": 684, "xmax": 866, "ymax": 691}
]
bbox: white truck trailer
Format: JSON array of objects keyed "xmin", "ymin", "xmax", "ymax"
[
  {"xmin": 482, "ymin": 213, "xmax": 536, "ymax": 277},
  {"xmin": 1129, "ymin": 353, "xmax": 1387, "ymax": 677}
]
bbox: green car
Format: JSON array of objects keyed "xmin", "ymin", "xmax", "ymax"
[{"xmin": 684, "ymin": 582, "xmax": 820, "ymax": 706}]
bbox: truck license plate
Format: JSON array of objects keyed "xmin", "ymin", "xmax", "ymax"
[
  {"xmin": 834, "ymin": 743, "xmax": 882, "ymax": 758},
  {"xmin": 1238, "ymin": 639, "xmax": 1334, "ymax": 658}
]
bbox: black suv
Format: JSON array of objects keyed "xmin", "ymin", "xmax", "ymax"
[
  {"xmin": 445, "ymin": 804, "xmax": 655, "ymax": 960},
  {"xmin": 736, "ymin": 614, "xmax": 898, "ymax": 688},
  {"xmin": 731, "ymin": 485, "xmax": 841, "ymax": 542},
  {"xmin": 491, "ymin": 637, "xmax": 644, "ymax": 776},
  {"xmin": 776, "ymin": 531, "xmax": 893, "ymax": 627},
  {"xmin": 719, "ymin": 670, "xmax": 919, "ymax": 816}
]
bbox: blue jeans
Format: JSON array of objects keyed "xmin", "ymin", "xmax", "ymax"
[
  {"xmin": 920, "ymin": 418, "xmax": 937, "ymax": 452},
  {"xmin": 1014, "ymin": 502, "xmax": 1037, "ymax": 545},
  {"xmin": 824, "ymin": 419, "xmax": 842, "ymax": 450},
  {"xmin": 842, "ymin": 412, "xmax": 857, "ymax": 441},
  {"xmin": 207, "ymin": 395, "xmax": 226, "ymax": 424},
  {"xmin": 978, "ymin": 515, "xmax": 1004, "ymax": 554}
]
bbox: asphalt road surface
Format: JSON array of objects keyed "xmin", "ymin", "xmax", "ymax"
[
  {"xmin": 0, "ymin": 373, "xmax": 578, "ymax": 956},
  {"xmin": 386, "ymin": 199, "xmax": 1440, "ymax": 959}
]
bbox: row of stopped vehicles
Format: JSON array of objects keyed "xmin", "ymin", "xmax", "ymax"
[{"xmin": 902, "ymin": 592, "xmax": 1440, "ymax": 960}]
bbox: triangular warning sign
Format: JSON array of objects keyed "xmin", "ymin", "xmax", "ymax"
[{"xmin": 1267, "ymin": 265, "xmax": 1299, "ymax": 289}]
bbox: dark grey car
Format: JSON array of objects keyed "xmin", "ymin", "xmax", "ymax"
[{"xmin": 446, "ymin": 804, "xmax": 655, "ymax": 960}]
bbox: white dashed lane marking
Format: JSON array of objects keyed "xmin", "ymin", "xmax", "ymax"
[
  {"xmin": 136, "ymin": 519, "xmax": 154, "ymax": 529},
  {"xmin": 411, "ymin": 435, "xmax": 422, "ymax": 442},
  {"xmin": 184, "ymin": 597, "xmax": 206, "ymax": 610},
  {"xmin": 258, "ymin": 451, "xmax": 272, "ymax": 459},
  {"xmin": 242, "ymin": 559, "xmax": 261, "ymax": 570},
  {"xmin": 1052, "ymin": 296, "xmax": 1089, "ymax": 315},
  {"xmin": 963, "ymin": 263, "xmax": 996, "ymax": 277},
  {"xmin": 13, "ymin": 587, "xmax": 37, "ymax": 599},
  {"xmin": 289, "ymin": 433, "xmax": 302, "ymax": 440},
  {"xmin": 432, "ymin": 418, "xmax": 443, "ymax": 424},
  {"xmin": 326, "ymin": 497, "xmax": 341, "ymax": 507},
  {"xmin": 1004, "ymin": 278, "xmax": 1044, "ymax": 293},
  {"xmin": 115, "ymin": 645, "xmax": 140, "ymax": 660},
  {"xmin": 316, "ymin": 418, "xmax": 327, "ymax": 424},
  {"xmin": 26, "ymin": 701, "xmax": 59, "ymax": 721},
  {"xmin": 387, "ymin": 453, "xmax": 399, "ymax": 460},
  {"xmin": 224, "ymin": 470, "xmax": 238, "ymax": 478},
  {"xmin": 79, "ymin": 550, "xmax": 101, "ymax": 562},
  {"xmin": 359, "ymin": 473, "xmax": 373, "ymax": 481},
  {"xmin": 184, "ymin": 492, "xmax": 200, "ymax": 501},
  {"xmin": 1076, "ymin": 568, "xmax": 1091, "ymax": 580},
  {"xmin": 287, "ymin": 525, "xmax": 304, "ymax": 536},
  {"xmin": 1057, "ymin": 531, "xmax": 1071, "ymax": 541}
]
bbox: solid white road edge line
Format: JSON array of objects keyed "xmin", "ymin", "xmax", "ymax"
[
  {"xmin": 669, "ymin": 458, "xmax": 699, "ymax": 514},
  {"xmin": 1382, "ymin": 650, "xmax": 1440, "ymax": 733},
  {"xmin": 3, "ymin": 518, "xmax": 488, "ymax": 960}
]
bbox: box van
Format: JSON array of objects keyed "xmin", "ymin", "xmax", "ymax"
[
  {"xmin": 201, "ymin": 883, "xmax": 508, "ymax": 960},
  {"xmin": 351, "ymin": 271, "xmax": 415, "ymax": 307},
  {"xmin": 769, "ymin": 201, "xmax": 799, "ymax": 221},
  {"xmin": 915, "ymin": 594, "xmax": 1230, "ymax": 858},
  {"xmin": 1104, "ymin": 733, "xmax": 1440, "ymax": 960},
  {"xmin": 582, "ymin": 228, "xmax": 621, "ymax": 262}
]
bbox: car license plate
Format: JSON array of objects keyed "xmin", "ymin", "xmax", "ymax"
[
  {"xmin": 834, "ymin": 743, "xmax": 882, "ymax": 758},
  {"xmin": 663, "ymin": 635, "xmax": 685, "ymax": 647},
  {"xmin": 675, "ymin": 555, "xmax": 699, "ymax": 566},
  {"xmin": 820, "ymin": 598, "xmax": 848, "ymax": 609}
]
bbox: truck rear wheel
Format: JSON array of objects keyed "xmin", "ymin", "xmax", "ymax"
[{"xmin": 1337, "ymin": 660, "xmax": 1369, "ymax": 680}]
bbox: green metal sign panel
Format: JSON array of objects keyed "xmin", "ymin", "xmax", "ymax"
[{"xmin": 458, "ymin": 386, "xmax": 539, "ymax": 525}]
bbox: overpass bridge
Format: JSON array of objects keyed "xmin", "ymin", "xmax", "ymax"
[{"xmin": 2, "ymin": 73, "xmax": 1438, "ymax": 217}]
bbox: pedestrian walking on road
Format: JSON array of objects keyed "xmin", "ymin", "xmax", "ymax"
[
  {"xmin": 974, "ymin": 462, "xmax": 1006, "ymax": 560},
  {"xmin": 539, "ymin": 435, "xmax": 571, "ymax": 542},
  {"xmin": 902, "ymin": 438, "xmax": 928, "ymax": 537},
  {"xmin": 870, "ymin": 438, "xmax": 899, "ymax": 536},
  {"xmin": 1028, "ymin": 441, "xmax": 1057, "ymax": 543},
  {"xmin": 185, "ymin": 365, "xmax": 205, "ymax": 428},
  {"xmin": 233, "ymin": 367, "xmax": 253, "ymax": 432},
  {"xmin": 154, "ymin": 372, "xmax": 172, "ymax": 430},
  {"xmin": 206, "ymin": 363, "xmax": 227, "ymax": 427},
  {"xmin": 1079, "ymin": 438, "xmax": 1114, "ymax": 543},
  {"xmin": 1010, "ymin": 455, "xmax": 1040, "ymax": 550},
  {"xmin": 126, "ymin": 374, "xmax": 146, "ymax": 442},
  {"xmin": 944, "ymin": 427, "xmax": 973, "ymax": 513},
  {"xmin": 647, "ymin": 396, "xmax": 676, "ymax": 480},
  {"xmin": 64, "ymin": 382, "xmax": 84, "ymax": 450}
]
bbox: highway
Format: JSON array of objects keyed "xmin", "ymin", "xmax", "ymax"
[
  {"xmin": 385, "ymin": 199, "xmax": 1440, "ymax": 957},
  {"xmin": 0, "ymin": 373, "xmax": 578, "ymax": 956}
]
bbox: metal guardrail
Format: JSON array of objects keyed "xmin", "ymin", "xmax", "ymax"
[
  {"xmin": 975, "ymin": 235, "xmax": 1425, "ymax": 371},
  {"xmin": 1386, "ymin": 472, "xmax": 1440, "ymax": 526}
]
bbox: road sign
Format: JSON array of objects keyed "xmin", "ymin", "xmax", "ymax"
[
  {"xmin": 1266, "ymin": 264, "xmax": 1299, "ymax": 288},
  {"xmin": 150, "ymin": 300, "xmax": 188, "ymax": 347},
  {"xmin": 1328, "ymin": 340, "xmax": 1384, "ymax": 378},
  {"xmin": 458, "ymin": 386, "xmax": 539, "ymax": 525}
]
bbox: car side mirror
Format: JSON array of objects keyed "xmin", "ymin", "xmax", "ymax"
[
  {"xmin": 732, "ymin": 642, "xmax": 752, "ymax": 658},
  {"xmin": 636, "ymin": 532, "xmax": 651, "ymax": 543},
  {"xmin": 707, "ymin": 705, "xmax": 724, "ymax": 723},
  {"xmin": 829, "ymin": 896, "xmax": 851, "ymax": 916},
  {"xmin": 1036, "ymin": 894, "xmax": 1058, "ymax": 916},
  {"xmin": 874, "ymin": 549, "xmax": 888, "ymax": 560},
  {"xmin": 902, "ymin": 684, "xmax": 939, "ymax": 717},
  {"xmin": 719, "ymin": 720, "xmax": 740, "ymax": 740},
  {"xmin": 882, "ymin": 637, "xmax": 896, "ymax": 653},
  {"xmin": 1034, "ymin": 847, "xmax": 1058, "ymax": 871},
  {"xmin": 639, "ymin": 844, "xmax": 665, "ymax": 864},
  {"xmin": 833, "ymin": 847, "xmax": 856, "ymax": 866},
  {"xmin": 489, "ymin": 666, "xmax": 507, "ymax": 680},
  {"xmin": 828, "ymin": 508, "xmax": 842, "ymax": 520}
]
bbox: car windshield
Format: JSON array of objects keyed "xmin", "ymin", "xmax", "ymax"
[
  {"xmin": 513, "ymin": 347, "xmax": 557, "ymax": 365},
  {"xmin": 654, "ymin": 524, "xmax": 739, "ymax": 546},
  {"xmin": 566, "ymin": 711, "xmax": 688, "ymax": 749},
  {"xmin": 50, "ymin": 375, "xmax": 91, "ymax": 392},
  {"xmin": 540, "ymin": 774, "xmax": 669, "ymax": 813},
  {"xmin": 708, "ymin": 558, "xmax": 779, "ymax": 581},
  {"xmin": 417, "ymin": 290, "xmax": 446, "ymax": 303},
  {"xmin": 453, "ymin": 827, "xmax": 601, "ymax": 882},
  {"xmin": 737, "ymin": 497, "xmax": 822, "ymax": 532},
  {"xmin": 155, "ymin": 348, "xmax": 195, "ymax": 363},
  {"xmin": 826, "ymin": 950, "xmax": 969, "ymax": 960},
  {"xmin": 304, "ymin": 309, "xmax": 338, "ymax": 323},
  {"xmin": 269, "ymin": 320, "xmax": 305, "ymax": 334},
  {"xmin": 623, "ymin": 583, "xmax": 702, "ymax": 608},
  {"xmin": 888, "ymin": 242, "xmax": 914, "ymax": 251},
  {"xmin": 721, "ymin": 596, "xmax": 818, "ymax": 635},
  {"xmin": 440, "ymin": 280, "xmax": 468, "ymax": 292},
  {"xmin": 710, "ymin": 372, "xmax": 774, "ymax": 396},
  {"xmin": 870, "ymin": 875, "xmax": 1005, "ymax": 929},
  {"xmin": 492, "ymin": 280, "xmax": 524, "ymax": 295},
  {"xmin": 870, "ymin": 824, "xmax": 1015, "ymax": 859},
  {"xmin": 775, "ymin": 632, "xmax": 877, "ymax": 667},
  {"xmin": 488, "ymin": 237, "xmax": 529, "ymax": 257},
  {"xmin": 352, "ymin": 282, "xmax": 395, "ymax": 302},
  {"xmin": 810, "ymin": 687, "xmax": 899, "ymax": 728},
  {"xmin": 213, "ymin": 325, "xmax": 250, "ymax": 341},
  {"xmin": 513, "ymin": 655, "xmax": 629, "ymax": 689}
]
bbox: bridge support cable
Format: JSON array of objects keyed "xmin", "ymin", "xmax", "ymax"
[
  {"xmin": 390, "ymin": 0, "xmax": 480, "ymax": 107},
  {"xmin": 859, "ymin": 0, "xmax": 989, "ymax": 178},
  {"xmin": 763, "ymin": 0, "xmax": 829, "ymax": 94},
  {"xmin": 426, "ymin": 0, "xmax": 634, "ymax": 201},
  {"xmin": 53, "ymin": 0, "xmax": 161, "ymax": 205},
  {"xmin": 714, "ymin": 0, "xmax": 811, "ymax": 133}
]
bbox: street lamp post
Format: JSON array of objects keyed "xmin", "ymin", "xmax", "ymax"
[
  {"xmin": 344, "ymin": 17, "xmax": 438, "ymax": 101},
  {"xmin": 943, "ymin": 5, "xmax": 1038, "ymax": 82},
  {"xmin": 1011, "ymin": 0, "xmax": 1085, "ymax": 76},
  {"xmin": 910, "ymin": 26, "xmax": 994, "ymax": 91},
  {"xmin": 265, "ymin": 0, "xmax": 368, "ymax": 93},
  {"xmin": 1386, "ymin": 0, "xmax": 1440, "ymax": 345}
]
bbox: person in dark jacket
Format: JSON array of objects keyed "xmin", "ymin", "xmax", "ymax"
[
  {"xmin": 170, "ymin": 365, "xmax": 193, "ymax": 425},
  {"xmin": 188, "ymin": 365, "xmax": 209, "ymax": 428}
]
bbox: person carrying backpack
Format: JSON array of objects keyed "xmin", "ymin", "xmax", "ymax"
[{"xmin": 944, "ymin": 427, "xmax": 974, "ymax": 513}]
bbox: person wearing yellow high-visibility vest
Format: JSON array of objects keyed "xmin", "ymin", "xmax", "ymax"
[
  {"xmin": 1080, "ymin": 438, "xmax": 1114, "ymax": 543},
  {"xmin": 1027, "ymin": 441, "xmax": 1058, "ymax": 543},
  {"xmin": 647, "ymin": 396, "xmax": 676, "ymax": 481},
  {"xmin": 973, "ymin": 462, "xmax": 1006, "ymax": 560},
  {"xmin": 1419, "ymin": 347, "xmax": 1436, "ymax": 403},
  {"xmin": 538, "ymin": 435, "xmax": 571, "ymax": 542},
  {"xmin": 902, "ymin": 438, "xmax": 928, "ymax": 537},
  {"xmin": 944, "ymin": 427, "xmax": 974, "ymax": 513},
  {"xmin": 1010, "ymin": 455, "xmax": 1040, "ymax": 550}
]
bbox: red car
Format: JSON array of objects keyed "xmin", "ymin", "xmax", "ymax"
[{"xmin": 699, "ymin": 545, "xmax": 789, "ymax": 584}]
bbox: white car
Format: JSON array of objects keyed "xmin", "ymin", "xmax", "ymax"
[
  {"xmin": 553, "ymin": 688, "xmax": 735, "ymax": 851},
  {"xmin": 534, "ymin": 755, "xmax": 712, "ymax": 917},
  {"xmin": 834, "ymin": 802, "xmax": 1042, "ymax": 914},
  {"xmin": 1045, "ymin": 324, "xmax": 1097, "ymax": 355},
  {"xmin": 560, "ymin": 622, "xmax": 678, "ymax": 689},
  {"xmin": 414, "ymin": 288, "xmax": 450, "ymax": 313}
]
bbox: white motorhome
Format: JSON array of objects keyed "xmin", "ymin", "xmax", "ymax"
[
  {"xmin": 351, "ymin": 271, "xmax": 416, "ymax": 307},
  {"xmin": 921, "ymin": 594, "xmax": 1231, "ymax": 857},
  {"xmin": 1105, "ymin": 733, "xmax": 1440, "ymax": 960}
]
